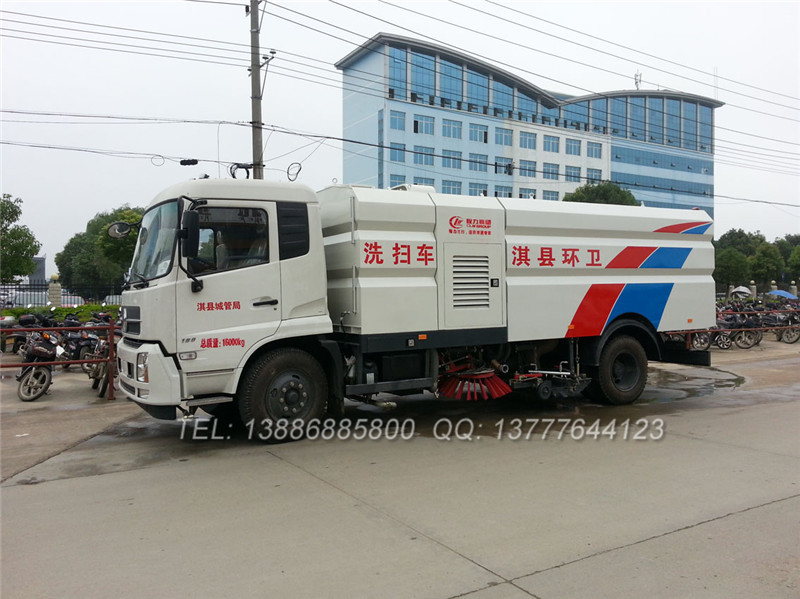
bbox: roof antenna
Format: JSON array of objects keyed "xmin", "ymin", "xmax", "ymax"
[{"xmin": 634, "ymin": 71, "xmax": 642, "ymax": 90}]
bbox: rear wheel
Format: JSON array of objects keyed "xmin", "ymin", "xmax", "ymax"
[
  {"xmin": 595, "ymin": 336, "xmax": 647, "ymax": 405},
  {"xmin": 18, "ymin": 366, "xmax": 52, "ymax": 401},
  {"xmin": 691, "ymin": 332, "xmax": 711, "ymax": 350},
  {"xmin": 238, "ymin": 349, "xmax": 327, "ymax": 443}
]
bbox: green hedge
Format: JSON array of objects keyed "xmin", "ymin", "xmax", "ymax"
[{"xmin": 1, "ymin": 304, "xmax": 119, "ymax": 323}]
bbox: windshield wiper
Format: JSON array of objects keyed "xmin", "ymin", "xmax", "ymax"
[{"xmin": 130, "ymin": 271, "xmax": 150, "ymax": 289}]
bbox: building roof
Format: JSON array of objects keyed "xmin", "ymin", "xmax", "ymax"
[
  {"xmin": 336, "ymin": 32, "xmax": 724, "ymax": 110},
  {"xmin": 335, "ymin": 32, "xmax": 562, "ymax": 108}
]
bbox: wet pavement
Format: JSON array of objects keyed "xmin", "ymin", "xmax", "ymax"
[{"xmin": 1, "ymin": 339, "xmax": 798, "ymax": 598}]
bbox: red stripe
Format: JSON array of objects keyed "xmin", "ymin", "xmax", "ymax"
[
  {"xmin": 655, "ymin": 221, "xmax": 711, "ymax": 234},
  {"xmin": 566, "ymin": 284, "xmax": 624, "ymax": 338},
  {"xmin": 606, "ymin": 246, "xmax": 657, "ymax": 269}
]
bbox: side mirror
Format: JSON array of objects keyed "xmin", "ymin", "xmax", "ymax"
[
  {"xmin": 182, "ymin": 211, "xmax": 200, "ymax": 258},
  {"xmin": 108, "ymin": 221, "xmax": 133, "ymax": 239}
]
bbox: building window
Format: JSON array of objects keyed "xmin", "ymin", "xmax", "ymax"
[
  {"xmin": 413, "ymin": 114, "xmax": 434, "ymax": 135},
  {"xmin": 442, "ymin": 119, "xmax": 462, "ymax": 139},
  {"xmin": 495, "ymin": 157, "xmax": 513, "ymax": 175},
  {"xmin": 519, "ymin": 160, "xmax": 536, "ymax": 177},
  {"xmin": 544, "ymin": 135, "xmax": 560, "ymax": 153},
  {"xmin": 587, "ymin": 168, "xmax": 602, "ymax": 183},
  {"xmin": 543, "ymin": 162, "xmax": 559, "ymax": 180},
  {"xmin": 442, "ymin": 150, "xmax": 462, "ymax": 169},
  {"xmin": 389, "ymin": 47, "xmax": 407, "ymax": 101},
  {"xmin": 468, "ymin": 182, "xmax": 488, "ymax": 196},
  {"xmin": 414, "ymin": 177, "xmax": 434, "ymax": 186},
  {"xmin": 469, "ymin": 123, "xmax": 489, "ymax": 143},
  {"xmin": 520, "ymin": 131, "xmax": 537, "ymax": 150},
  {"xmin": 494, "ymin": 185, "xmax": 512, "ymax": 198},
  {"xmin": 587, "ymin": 142, "xmax": 602, "ymax": 159},
  {"xmin": 543, "ymin": 190, "xmax": 559, "ymax": 201},
  {"xmin": 565, "ymin": 138, "xmax": 581, "ymax": 156},
  {"xmin": 565, "ymin": 166, "xmax": 581, "ymax": 182},
  {"xmin": 390, "ymin": 143, "xmax": 405, "ymax": 162},
  {"xmin": 413, "ymin": 146, "xmax": 434, "ymax": 166},
  {"xmin": 442, "ymin": 180, "xmax": 462, "ymax": 195},
  {"xmin": 468, "ymin": 153, "xmax": 488, "ymax": 172},
  {"xmin": 519, "ymin": 187, "xmax": 536, "ymax": 199},
  {"xmin": 495, "ymin": 127, "xmax": 512, "ymax": 146},
  {"xmin": 410, "ymin": 51, "xmax": 435, "ymax": 102},
  {"xmin": 389, "ymin": 174, "xmax": 406, "ymax": 188},
  {"xmin": 440, "ymin": 60, "xmax": 463, "ymax": 105},
  {"xmin": 390, "ymin": 111, "xmax": 405, "ymax": 131}
]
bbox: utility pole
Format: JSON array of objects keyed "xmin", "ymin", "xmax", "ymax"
[{"xmin": 249, "ymin": 0, "xmax": 264, "ymax": 179}]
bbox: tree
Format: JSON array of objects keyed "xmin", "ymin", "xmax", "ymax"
[
  {"xmin": 562, "ymin": 182, "xmax": 639, "ymax": 206},
  {"xmin": 715, "ymin": 229, "xmax": 765, "ymax": 257},
  {"xmin": 55, "ymin": 205, "xmax": 143, "ymax": 298},
  {"xmin": 787, "ymin": 246, "xmax": 800, "ymax": 283},
  {"xmin": 748, "ymin": 243, "xmax": 784, "ymax": 287},
  {"xmin": 714, "ymin": 247, "xmax": 749, "ymax": 290},
  {"xmin": 0, "ymin": 194, "xmax": 42, "ymax": 283}
]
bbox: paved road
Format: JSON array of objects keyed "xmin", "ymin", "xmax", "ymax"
[{"xmin": 1, "ymin": 340, "xmax": 798, "ymax": 598}]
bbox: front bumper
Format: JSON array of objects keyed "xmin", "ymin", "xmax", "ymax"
[{"xmin": 117, "ymin": 340, "xmax": 183, "ymax": 411}]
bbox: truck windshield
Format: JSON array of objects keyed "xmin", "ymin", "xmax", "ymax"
[{"xmin": 130, "ymin": 200, "xmax": 180, "ymax": 282}]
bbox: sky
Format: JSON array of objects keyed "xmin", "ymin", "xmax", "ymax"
[{"xmin": 1, "ymin": 0, "xmax": 799, "ymax": 277}]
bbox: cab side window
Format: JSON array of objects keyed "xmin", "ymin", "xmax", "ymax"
[{"xmin": 188, "ymin": 207, "xmax": 269, "ymax": 275}]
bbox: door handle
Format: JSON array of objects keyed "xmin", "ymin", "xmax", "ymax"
[{"xmin": 254, "ymin": 299, "xmax": 279, "ymax": 306}]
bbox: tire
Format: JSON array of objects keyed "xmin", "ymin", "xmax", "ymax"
[
  {"xmin": 91, "ymin": 362, "xmax": 105, "ymax": 390},
  {"xmin": 595, "ymin": 335, "xmax": 648, "ymax": 405},
  {"xmin": 18, "ymin": 366, "xmax": 52, "ymax": 401},
  {"xmin": 238, "ymin": 349, "xmax": 327, "ymax": 443},
  {"xmin": 733, "ymin": 330, "xmax": 757, "ymax": 349},
  {"xmin": 98, "ymin": 366, "xmax": 109, "ymax": 398},
  {"xmin": 782, "ymin": 327, "xmax": 800, "ymax": 344},
  {"xmin": 715, "ymin": 332, "xmax": 732, "ymax": 350},
  {"xmin": 691, "ymin": 332, "xmax": 711, "ymax": 351},
  {"xmin": 536, "ymin": 380, "xmax": 553, "ymax": 401},
  {"xmin": 80, "ymin": 346, "xmax": 93, "ymax": 373}
]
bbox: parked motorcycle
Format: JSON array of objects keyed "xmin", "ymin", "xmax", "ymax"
[
  {"xmin": 17, "ymin": 329, "xmax": 64, "ymax": 401},
  {"xmin": 60, "ymin": 313, "xmax": 98, "ymax": 372}
]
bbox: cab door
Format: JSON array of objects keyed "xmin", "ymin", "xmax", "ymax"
[{"xmin": 176, "ymin": 201, "xmax": 281, "ymax": 375}]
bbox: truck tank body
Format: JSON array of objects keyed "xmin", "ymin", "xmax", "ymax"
[{"xmin": 319, "ymin": 185, "xmax": 714, "ymax": 341}]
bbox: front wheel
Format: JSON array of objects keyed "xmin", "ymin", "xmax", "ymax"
[
  {"xmin": 595, "ymin": 336, "xmax": 648, "ymax": 405},
  {"xmin": 238, "ymin": 349, "xmax": 327, "ymax": 443},
  {"xmin": 734, "ymin": 330, "xmax": 757, "ymax": 349},
  {"xmin": 80, "ymin": 346, "xmax": 93, "ymax": 373},
  {"xmin": 18, "ymin": 366, "xmax": 52, "ymax": 401},
  {"xmin": 782, "ymin": 327, "xmax": 800, "ymax": 344}
]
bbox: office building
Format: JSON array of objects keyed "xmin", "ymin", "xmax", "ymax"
[{"xmin": 336, "ymin": 33, "xmax": 723, "ymax": 215}]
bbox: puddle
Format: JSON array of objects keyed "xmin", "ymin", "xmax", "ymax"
[{"xmin": 639, "ymin": 366, "xmax": 745, "ymax": 403}]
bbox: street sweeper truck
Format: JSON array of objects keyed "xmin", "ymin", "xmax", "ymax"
[{"xmin": 109, "ymin": 179, "xmax": 714, "ymax": 438}]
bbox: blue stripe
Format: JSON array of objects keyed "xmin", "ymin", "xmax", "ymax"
[
  {"xmin": 606, "ymin": 283, "xmax": 674, "ymax": 330},
  {"xmin": 682, "ymin": 223, "xmax": 712, "ymax": 235},
  {"xmin": 641, "ymin": 247, "xmax": 691, "ymax": 269}
]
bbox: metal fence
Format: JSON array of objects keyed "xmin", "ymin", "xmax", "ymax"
[{"xmin": 1, "ymin": 281, "xmax": 123, "ymax": 308}]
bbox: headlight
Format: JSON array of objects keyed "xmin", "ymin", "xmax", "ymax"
[{"xmin": 136, "ymin": 352, "xmax": 149, "ymax": 382}]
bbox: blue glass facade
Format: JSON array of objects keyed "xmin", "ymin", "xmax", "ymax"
[{"xmin": 337, "ymin": 34, "xmax": 722, "ymax": 213}]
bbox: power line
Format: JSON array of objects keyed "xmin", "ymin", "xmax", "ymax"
[
  {"xmin": 3, "ymin": 8, "xmax": 798, "ymax": 151},
  {"xmin": 2, "ymin": 8, "xmax": 798, "ymax": 187},
  {"xmin": 482, "ymin": 0, "xmax": 799, "ymax": 103},
  {"xmin": 265, "ymin": 2, "xmax": 800, "ymax": 147},
  {"xmin": 5, "ymin": 24, "xmax": 799, "ymax": 161}
]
